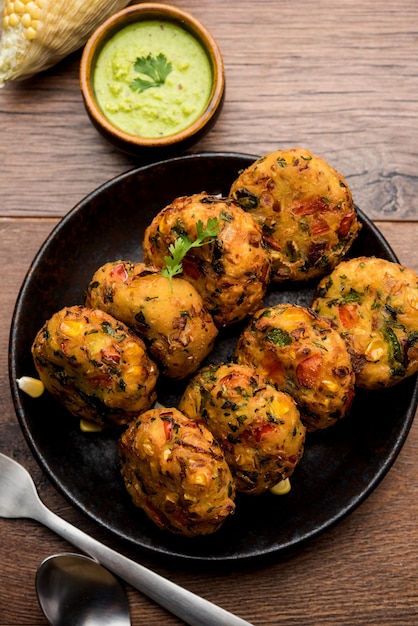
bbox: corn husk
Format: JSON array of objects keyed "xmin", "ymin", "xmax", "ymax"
[{"xmin": 0, "ymin": 0, "xmax": 131, "ymax": 87}]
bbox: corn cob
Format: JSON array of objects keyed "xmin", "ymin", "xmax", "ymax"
[{"xmin": 0, "ymin": 0, "xmax": 130, "ymax": 87}]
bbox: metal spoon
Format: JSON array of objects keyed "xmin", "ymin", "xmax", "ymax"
[
  {"xmin": 36, "ymin": 553, "xmax": 131, "ymax": 626},
  {"xmin": 0, "ymin": 453, "xmax": 254, "ymax": 626}
]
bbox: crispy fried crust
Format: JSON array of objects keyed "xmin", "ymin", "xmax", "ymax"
[
  {"xmin": 142, "ymin": 192, "xmax": 271, "ymax": 327},
  {"xmin": 85, "ymin": 261, "xmax": 218, "ymax": 379},
  {"xmin": 118, "ymin": 407, "xmax": 235, "ymax": 536},
  {"xmin": 230, "ymin": 148, "xmax": 361, "ymax": 282},
  {"xmin": 312, "ymin": 256, "xmax": 418, "ymax": 388},
  {"xmin": 179, "ymin": 363, "xmax": 305, "ymax": 495},
  {"xmin": 235, "ymin": 304, "xmax": 355, "ymax": 431},
  {"xmin": 31, "ymin": 305, "xmax": 158, "ymax": 427}
]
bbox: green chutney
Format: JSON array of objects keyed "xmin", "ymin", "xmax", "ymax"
[{"xmin": 93, "ymin": 20, "xmax": 213, "ymax": 139}]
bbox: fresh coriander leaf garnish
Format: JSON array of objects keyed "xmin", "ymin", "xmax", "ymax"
[
  {"xmin": 129, "ymin": 53, "xmax": 172, "ymax": 93},
  {"xmin": 162, "ymin": 218, "xmax": 220, "ymax": 290}
]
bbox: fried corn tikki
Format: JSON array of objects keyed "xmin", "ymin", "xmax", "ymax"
[
  {"xmin": 179, "ymin": 363, "xmax": 306, "ymax": 495},
  {"xmin": 235, "ymin": 303, "xmax": 355, "ymax": 431},
  {"xmin": 143, "ymin": 192, "xmax": 271, "ymax": 327},
  {"xmin": 86, "ymin": 260, "xmax": 218, "ymax": 379},
  {"xmin": 118, "ymin": 407, "xmax": 235, "ymax": 536},
  {"xmin": 230, "ymin": 148, "xmax": 360, "ymax": 282},
  {"xmin": 32, "ymin": 305, "xmax": 158, "ymax": 428},
  {"xmin": 312, "ymin": 257, "xmax": 418, "ymax": 388}
]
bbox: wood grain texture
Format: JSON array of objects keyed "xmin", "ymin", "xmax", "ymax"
[
  {"xmin": 0, "ymin": 218, "xmax": 417, "ymax": 625},
  {"xmin": 0, "ymin": 0, "xmax": 417, "ymax": 219},
  {"xmin": 1, "ymin": 1, "xmax": 418, "ymax": 624}
]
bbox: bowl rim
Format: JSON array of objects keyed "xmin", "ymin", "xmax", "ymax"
[{"xmin": 79, "ymin": 2, "xmax": 225, "ymax": 148}]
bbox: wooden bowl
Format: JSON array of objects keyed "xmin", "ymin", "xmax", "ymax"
[{"xmin": 80, "ymin": 3, "xmax": 225, "ymax": 157}]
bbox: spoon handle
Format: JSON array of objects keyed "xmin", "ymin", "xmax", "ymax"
[{"xmin": 32, "ymin": 501, "xmax": 254, "ymax": 626}]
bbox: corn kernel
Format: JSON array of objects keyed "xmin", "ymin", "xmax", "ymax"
[
  {"xmin": 8, "ymin": 13, "xmax": 20, "ymax": 27},
  {"xmin": 27, "ymin": 2, "xmax": 41, "ymax": 19},
  {"xmin": 60, "ymin": 320, "xmax": 84, "ymax": 337},
  {"xmin": 124, "ymin": 365, "xmax": 145, "ymax": 382},
  {"xmin": 282, "ymin": 308, "xmax": 306, "ymax": 323},
  {"xmin": 365, "ymin": 338, "xmax": 385, "ymax": 362},
  {"xmin": 25, "ymin": 26, "xmax": 37, "ymax": 39},
  {"xmin": 184, "ymin": 492, "xmax": 198, "ymax": 502},
  {"xmin": 189, "ymin": 472, "xmax": 208, "ymax": 486},
  {"xmin": 84, "ymin": 333, "xmax": 106, "ymax": 355},
  {"xmin": 123, "ymin": 341, "xmax": 144, "ymax": 359},
  {"xmin": 322, "ymin": 379, "xmax": 339, "ymax": 393},
  {"xmin": 164, "ymin": 492, "xmax": 178, "ymax": 504},
  {"xmin": 3, "ymin": 16, "xmax": 10, "ymax": 28},
  {"xmin": 80, "ymin": 419, "xmax": 102, "ymax": 433},
  {"xmin": 14, "ymin": 0, "xmax": 26, "ymax": 14},
  {"xmin": 21, "ymin": 13, "xmax": 31, "ymax": 27},
  {"xmin": 270, "ymin": 398, "xmax": 290, "ymax": 416},
  {"xmin": 270, "ymin": 478, "xmax": 291, "ymax": 495},
  {"xmin": 17, "ymin": 376, "xmax": 45, "ymax": 398}
]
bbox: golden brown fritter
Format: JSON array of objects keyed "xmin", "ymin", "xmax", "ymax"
[
  {"xmin": 31, "ymin": 305, "xmax": 158, "ymax": 428},
  {"xmin": 312, "ymin": 256, "xmax": 418, "ymax": 389},
  {"xmin": 142, "ymin": 192, "xmax": 271, "ymax": 327},
  {"xmin": 235, "ymin": 303, "xmax": 355, "ymax": 431},
  {"xmin": 179, "ymin": 363, "xmax": 305, "ymax": 495},
  {"xmin": 118, "ymin": 407, "xmax": 236, "ymax": 536},
  {"xmin": 85, "ymin": 260, "xmax": 218, "ymax": 379},
  {"xmin": 229, "ymin": 148, "xmax": 361, "ymax": 282}
]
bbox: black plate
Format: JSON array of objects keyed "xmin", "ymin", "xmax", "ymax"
[{"xmin": 9, "ymin": 152, "xmax": 418, "ymax": 561}]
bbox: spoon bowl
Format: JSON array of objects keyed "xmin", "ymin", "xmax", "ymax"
[{"xmin": 36, "ymin": 553, "xmax": 131, "ymax": 626}]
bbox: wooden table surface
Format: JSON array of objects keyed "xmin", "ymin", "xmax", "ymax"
[{"xmin": 1, "ymin": 1, "xmax": 417, "ymax": 624}]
